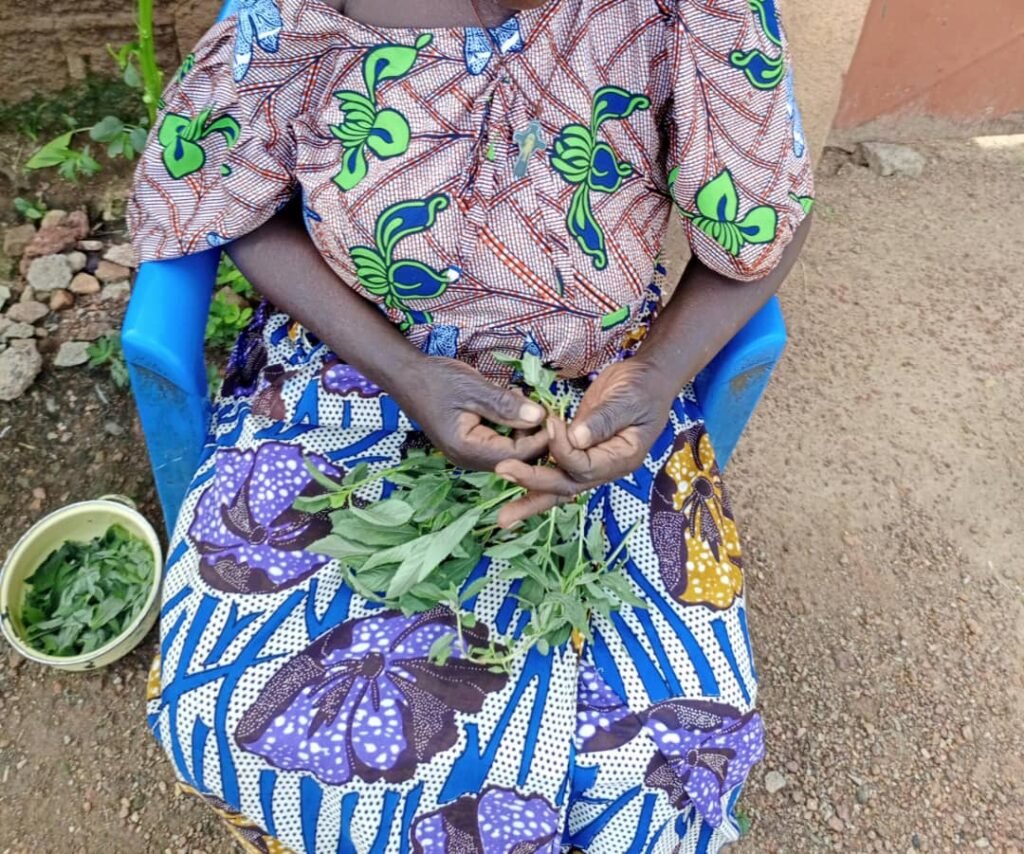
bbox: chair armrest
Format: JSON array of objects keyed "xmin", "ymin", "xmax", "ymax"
[
  {"xmin": 694, "ymin": 296, "xmax": 787, "ymax": 469},
  {"xmin": 123, "ymin": 251, "xmax": 219, "ymax": 535}
]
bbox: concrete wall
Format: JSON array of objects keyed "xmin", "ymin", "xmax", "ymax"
[{"xmin": 836, "ymin": 0, "xmax": 1024, "ymax": 131}]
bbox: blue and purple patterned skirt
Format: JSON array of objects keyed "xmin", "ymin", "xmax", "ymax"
[{"xmin": 147, "ymin": 305, "xmax": 764, "ymax": 853}]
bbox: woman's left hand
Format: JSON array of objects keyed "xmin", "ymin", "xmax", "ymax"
[{"xmin": 495, "ymin": 358, "xmax": 675, "ymax": 528}]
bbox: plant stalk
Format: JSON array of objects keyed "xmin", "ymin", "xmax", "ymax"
[{"xmin": 137, "ymin": 0, "xmax": 164, "ymax": 127}]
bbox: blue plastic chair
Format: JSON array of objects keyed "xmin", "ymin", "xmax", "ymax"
[{"xmin": 123, "ymin": 249, "xmax": 786, "ymax": 535}]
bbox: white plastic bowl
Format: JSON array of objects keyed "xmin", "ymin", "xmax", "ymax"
[{"xmin": 0, "ymin": 496, "xmax": 162, "ymax": 671}]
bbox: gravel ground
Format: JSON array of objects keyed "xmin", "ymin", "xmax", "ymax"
[{"xmin": 0, "ymin": 140, "xmax": 1021, "ymax": 853}]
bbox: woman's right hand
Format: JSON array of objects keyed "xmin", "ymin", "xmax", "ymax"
[{"xmin": 391, "ymin": 356, "xmax": 549, "ymax": 471}]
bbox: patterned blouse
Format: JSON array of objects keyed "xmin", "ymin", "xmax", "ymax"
[{"xmin": 129, "ymin": 0, "xmax": 813, "ymax": 378}]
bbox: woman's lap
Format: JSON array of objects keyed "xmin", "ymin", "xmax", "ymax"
[{"xmin": 148, "ymin": 310, "xmax": 762, "ymax": 853}]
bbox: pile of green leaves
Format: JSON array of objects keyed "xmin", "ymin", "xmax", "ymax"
[
  {"xmin": 302, "ymin": 353, "xmax": 643, "ymax": 671},
  {"xmin": 20, "ymin": 525, "xmax": 153, "ymax": 657}
]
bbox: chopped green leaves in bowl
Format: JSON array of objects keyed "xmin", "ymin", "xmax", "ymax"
[{"xmin": 20, "ymin": 524, "xmax": 154, "ymax": 658}]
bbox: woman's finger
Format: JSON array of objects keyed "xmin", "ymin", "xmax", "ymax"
[
  {"xmin": 568, "ymin": 386, "xmax": 635, "ymax": 450},
  {"xmin": 496, "ymin": 491, "xmax": 570, "ymax": 529},
  {"xmin": 456, "ymin": 415, "xmax": 549, "ymax": 468},
  {"xmin": 548, "ymin": 416, "xmax": 642, "ymax": 483},
  {"xmin": 460, "ymin": 379, "xmax": 546, "ymax": 429},
  {"xmin": 495, "ymin": 458, "xmax": 590, "ymax": 496}
]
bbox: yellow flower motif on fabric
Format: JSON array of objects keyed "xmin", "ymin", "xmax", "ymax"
[
  {"xmin": 651, "ymin": 426, "xmax": 744, "ymax": 610},
  {"xmin": 146, "ymin": 652, "xmax": 162, "ymax": 702}
]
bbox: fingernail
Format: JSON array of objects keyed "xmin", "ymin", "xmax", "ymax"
[
  {"xmin": 520, "ymin": 402, "xmax": 545, "ymax": 423},
  {"xmin": 546, "ymin": 420, "xmax": 555, "ymax": 439},
  {"xmin": 501, "ymin": 473, "xmax": 519, "ymax": 485},
  {"xmin": 571, "ymin": 424, "xmax": 591, "ymax": 448}
]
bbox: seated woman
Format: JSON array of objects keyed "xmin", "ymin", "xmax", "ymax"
[{"xmin": 130, "ymin": 0, "xmax": 813, "ymax": 850}]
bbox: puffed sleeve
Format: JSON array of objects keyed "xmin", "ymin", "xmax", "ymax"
[
  {"xmin": 667, "ymin": 0, "xmax": 814, "ymax": 281},
  {"xmin": 129, "ymin": 12, "xmax": 295, "ymax": 262}
]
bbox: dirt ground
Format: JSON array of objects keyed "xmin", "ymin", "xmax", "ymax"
[{"xmin": 0, "ymin": 139, "xmax": 1022, "ymax": 853}]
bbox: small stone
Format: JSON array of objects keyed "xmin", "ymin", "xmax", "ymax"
[
  {"xmin": 95, "ymin": 259, "xmax": 131, "ymax": 283},
  {"xmin": 103, "ymin": 244, "xmax": 136, "ymax": 268},
  {"xmin": 856, "ymin": 784, "xmax": 872, "ymax": 804},
  {"xmin": 827, "ymin": 816, "xmax": 845, "ymax": 834},
  {"xmin": 54, "ymin": 340, "xmax": 91, "ymax": 368},
  {"xmin": 965, "ymin": 618, "xmax": 981, "ymax": 636},
  {"xmin": 764, "ymin": 770, "xmax": 787, "ymax": 794},
  {"xmin": 65, "ymin": 251, "xmax": 88, "ymax": 273},
  {"xmin": 961, "ymin": 724, "xmax": 974, "ymax": 742},
  {"xmin": 2, "ymin": 223, "xmax": 37, "ymax": 257},
  {"xmin": 103, "ymin": 421, "xmax": 124, "ymax": 436},
  {"xmin": 20, "ymin": 227, "xmax": 79, "ymax": 271},
  {"xmin": 77, "ymin": 239, "xmax": 104, "ymax": 252},
  {"xmin": 3, "ymin": 322, "xmax": 36, "ymax": 339},
  {"xmin": 100, "ymin": 281, "xmax": 131, "ymax": 303},
  {"xmin": 27, "ymin": 254, "xmax": 74, "ymax": 293},
  {"xmin": 63, "ymin": 210, "xmax": 90, "ymax": 240},
  {"xmin": 40, "ymin": 209, "xmax": 69, "ymax": 230},
  {"xmin": 974, "ymin": 839, "xmax": 990, "ymax": 849},
  {"xmin": 49, "ymin": 289, "xmax": 75, "ymax": 312},
  {"xmin": 20, "ymin": 286, "xmax": 35, "ymax": 303},
  {"xmin": 216, "ymin": 285, "xmax": 249, "ymax": 309},
  {"xmin": 860, "ymin": 142, "xmax": 927, "ymax": 178},
  {"xmin": 6, "ymin": 300, "xmax": 49, "ymax": 324},
  {"xmin": 0, "ymin": 284, "xmax": 11, "ymax": 312},
  {"xmin": 0, "ymin": 340, "xmax": 43, "ymax": 400},
  {"xmin": 82, "ymin": 801, "xmax": 92, "ymax": 813},
  {"xmin": 70, "ymin": 273, "xmax": 101, "ymax": 295},
  {"xmin": 912, "ymin": 832, "xmax": 923, "ymax": 848},
  {"xmin": 119, "ymin": 798, "xmax": 130, "ymax": 819}
]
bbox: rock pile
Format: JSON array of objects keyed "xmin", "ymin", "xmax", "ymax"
[{"xmin": 0, "ymin": 211, "xmax": 136, "ymax": 401}]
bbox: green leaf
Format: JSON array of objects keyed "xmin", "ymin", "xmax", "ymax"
[
  {"xmin": 310, "ymin": 533, "xmax": 374, "ymax": 561},
  {"xmin": 696, "ymin": 170, "xmax": 739, "ymax": 223},
  {"xmin": 459, "ymin": 577, "xmax": 491, "ymax": 603},
  {"xmin": 383, "ymin": 508, "xmax": 483, "ymax": 599},
  {"xmin": 585, "ymin": 520, "xmax": 605, "ymax": 563},
  {"xmin": 89, "ymin": 116, "xmax": 125, "ymax": 143},
  {"xmin": 331, "ymin": 516, "xmax": 418, "ymax": 547},
  {"xmin": 25, "ymin": 132, "xmax": 74, "ymax": 169},
  {"xmin": 349, "ymin": 498, "xmax": 415, "ymax": 527},
  {"xmin": 303, "ymin": 458, "xmax": 343, "ymax": 493},
  {"xmin": 428, "ymin": 632, "xmax": 454, "ymax": 666}
]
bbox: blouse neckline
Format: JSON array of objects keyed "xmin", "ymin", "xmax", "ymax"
[{"xmin": 301, "ymin": 0, "xmax": 543, "ymax": 41}]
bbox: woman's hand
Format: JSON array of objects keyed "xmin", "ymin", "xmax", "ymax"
[
  {"xmin": 495, "ymin": 358, "xmax": 675, "ymax": 527},
  {"xmin": 393, "ymin": 356, "xmax": 549, "ymax": 471}
]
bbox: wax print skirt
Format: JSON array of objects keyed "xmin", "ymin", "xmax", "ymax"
[{"xmin": 146, "ymin": 303, "xmax": 764, "ymax": 854}]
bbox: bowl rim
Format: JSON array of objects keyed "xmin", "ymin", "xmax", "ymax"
[{"xmin": 0, "ymin": 498, "xmax": 163, "ymax": 668}]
